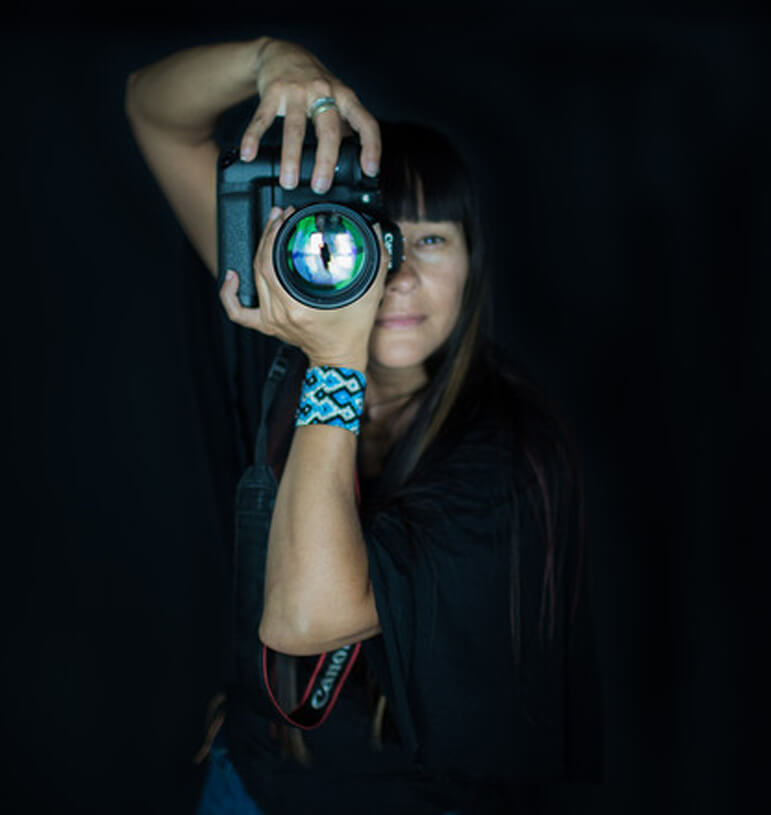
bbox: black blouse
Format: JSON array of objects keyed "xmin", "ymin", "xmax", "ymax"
[{"xmin": 222, "ymin": 337, "xmax": 602, "ymax": 815}]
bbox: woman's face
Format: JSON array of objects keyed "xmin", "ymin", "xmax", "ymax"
[{"xmin": 368, "ymin": 219, "xmax": 469, "ymax": 371}]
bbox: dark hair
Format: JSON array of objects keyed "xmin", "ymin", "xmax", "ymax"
[{"xmin": 375, "ymin": 121, "xmax": 491, "ymax": 482}]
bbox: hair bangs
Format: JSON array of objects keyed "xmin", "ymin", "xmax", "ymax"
[{"xmin": 379, "ymin": 122, "xmax": 472, "ymax": 228}]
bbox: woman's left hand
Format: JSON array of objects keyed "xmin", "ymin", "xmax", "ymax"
[{"xmin": 219, "ymin": 206, "xmax": 386, "ymax": 372}]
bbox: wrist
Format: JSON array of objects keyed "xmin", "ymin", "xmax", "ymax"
[
  {"xmin": 308, "ymin": 358, "xmax": 368, "ymax": 373},
  {"xmin": 296, "ymin": 365, "xmax": 367, "ymax": 436}
]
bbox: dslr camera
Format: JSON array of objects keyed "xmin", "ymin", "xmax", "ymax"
[{"xmin": 217, "ymin": 136, "xmax": 403, "ymax": 309}]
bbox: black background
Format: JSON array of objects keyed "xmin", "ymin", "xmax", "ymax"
[{"xmin": 1, "ymin": 3, "xmax": 766, "ymax": 813}]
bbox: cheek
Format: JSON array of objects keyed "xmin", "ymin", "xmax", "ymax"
[{"xmin": 435, "ymin": 263, "xmax": 468, "ymax": 332}]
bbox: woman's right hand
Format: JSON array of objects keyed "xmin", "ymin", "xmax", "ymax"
[
  {"xmin": 126, "ymin": 36, "xmax": 379, "ymax": 279},
  {"xmin": 241, "ymin": 38, "xmax": 381, "ymax": 195}
]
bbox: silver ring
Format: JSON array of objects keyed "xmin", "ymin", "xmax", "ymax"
[{"xmin": 308, "ymin": 96, "xmax": 338, "ymax": 120}]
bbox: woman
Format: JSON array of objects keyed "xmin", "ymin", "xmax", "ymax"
[{"xmin": 125, "ymin": 36, "xmax": 601, "ymax": 814}]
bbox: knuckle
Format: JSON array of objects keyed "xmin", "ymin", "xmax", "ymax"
[
  {"xmin": 260, "ymin": 77, "xmax": 285, "ymax": 100},
  {"xmin": 308, "ymin": 78, "xmax": 333, "ymax": 99},
  {"xmin": 284, "ymin": 79, "xmax": 308, "ymax": 101},
  {"xmin": 285, "ymin": 304, "xmax": 307, "ymax": 325},
  {"xmin": 332, "ymin": 83, "xmax": 356, "ymax": 106}
]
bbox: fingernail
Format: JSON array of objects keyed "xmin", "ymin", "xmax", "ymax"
[
  {"xmin": 281, "ymin": 171, "xmax": 297, "ymax": 189},
  {"xmin": 225, "ymin": 270, "xmax": 236, "ymax": 281},
  {"xmin": 268, "ymin": 206, "xmax": 282, "ymax": 221},
  {"xmin": 240, "ymin": 143, "xmax": 254, "ymax": 161},
  {"xmin": 312, "ymin": 177, "xmax": 329, "ymax": 194},
  {"xmin": 365, "ymin": 161, "xmax": 379, "ymax": 177}
]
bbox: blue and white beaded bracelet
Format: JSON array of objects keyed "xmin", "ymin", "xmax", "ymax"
[{"xmin": 295, "ymin": 366, "xmax": 367, "ymax": 436}]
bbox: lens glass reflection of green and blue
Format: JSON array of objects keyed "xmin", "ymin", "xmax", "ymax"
[{"xmin": 286, "ymin": 213, "xmax": 366, "ymax": 289}]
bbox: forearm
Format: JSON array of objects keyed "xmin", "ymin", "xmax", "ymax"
[
  {"xmin": 125, "ymin": 38, "xmax": 268, "ymax": 143},
  {"xmin": 260, "ymin": 424, "xmax": 377, "ymax": 654}
]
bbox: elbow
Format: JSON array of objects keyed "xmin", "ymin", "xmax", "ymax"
[
  {"xmin": 259, "ymin": 610, "xmax": 319, "ymax": 657},
  {"xmin": 258, "ymin": 586, "xmax": 380, "ymax": 657},
  {"xmin": 259, "ymin": 590, "xmax": 318, "ymax": 656},
  {"xmin": 258, "ymin": 620, "xmax": 296, "ymax": 655}
]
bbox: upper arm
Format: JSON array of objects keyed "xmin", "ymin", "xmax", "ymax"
[{"xmin": 126, "ymin": 85, "xmax": 220, "ymax": 279}]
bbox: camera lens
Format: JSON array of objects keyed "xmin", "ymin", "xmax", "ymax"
[
  {"xmin": 273, "ymin": 203, "xmax": 380, "ymax": 309},
  {"xmin": 286, "ymin": 212, "xmax": 366, "ymax": 289}
]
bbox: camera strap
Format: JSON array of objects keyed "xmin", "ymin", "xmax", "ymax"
[{"xmin": 233, "ymin": 341, "xmax": 360, "ymax": 730}]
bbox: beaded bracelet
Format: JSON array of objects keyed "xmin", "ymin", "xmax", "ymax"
[{"xmin": 295, "ymin": 366, "xmax": 367, "ymax": 436}]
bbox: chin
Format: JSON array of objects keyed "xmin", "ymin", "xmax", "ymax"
[
  {"xmin": 371, "ymin": 352, "xmax": 425, "ymax": 370},
  {"xmin": 369, "ymin": 340, "xmax": 427, "ymax": 370}
]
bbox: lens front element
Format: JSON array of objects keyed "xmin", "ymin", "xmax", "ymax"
[
  {"xmin": 287, "ymin": 212, "xmax": 366, "ymax": 289},
  {"xmin": 273, "ymin": 203, "xmax": 380, "ymax": 309}
]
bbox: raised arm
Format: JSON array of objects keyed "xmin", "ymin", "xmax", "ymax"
[
  {"xmin": 125, "ymin": 40, "xmax": 261, "ymax": 276},
  {"xmin": 218, "ymin": 205, "xmax": 388, "ymax": 657},
  {"xmin": 124, "ymin": 37, "xmax": 381, "ymax": 278}
]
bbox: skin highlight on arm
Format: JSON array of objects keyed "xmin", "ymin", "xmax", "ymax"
[{"xmin": 259, "ymin": 424, "xmax": 381, "ymax": 656}]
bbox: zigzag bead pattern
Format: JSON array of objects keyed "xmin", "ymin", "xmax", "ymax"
[{"xmin": 295, "ymin": 366, "xmax": 367, "ymax": 435}]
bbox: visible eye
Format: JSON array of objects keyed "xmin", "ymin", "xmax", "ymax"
[{"xmin": 417, "ymin": 235, "xmax": 445, "ymax": 247}]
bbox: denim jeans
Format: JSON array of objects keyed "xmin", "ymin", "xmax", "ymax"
[
  {"xmin": 196, "ymin": 731, "xmax": 462, "ymax": 815},
  {"xmin": 196, "ymin": 730, "xmax": 265, "ymax": 815}
]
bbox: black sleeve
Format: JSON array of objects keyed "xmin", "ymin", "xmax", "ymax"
[{"xmin": 360, "ymin": 426, "xmax": 579, "ymax": 783}]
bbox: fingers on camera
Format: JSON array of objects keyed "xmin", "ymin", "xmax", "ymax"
[
  {"xmin": 335, "ymin": 92, "xmax": 380, "ymax": 177},
  {"xmin": 241, "ymin": 103, "xmax": 278, "ymax": 162},
  {"xmin": 311, "ymin": 110, "xmax": 343, "ymax": 194},
  {"xmin": 280, "ymin": 111, "xmax": 308, "ymax": 189}
]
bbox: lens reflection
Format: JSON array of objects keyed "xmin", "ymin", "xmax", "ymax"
[{"xmin": 286, "ymin": 213, "xmax": 366, "ymax": 288}]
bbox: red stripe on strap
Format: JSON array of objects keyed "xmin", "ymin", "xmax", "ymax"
[{"xmin": 261, "ymin": 642, "xmax": 361, "ymax": 731}]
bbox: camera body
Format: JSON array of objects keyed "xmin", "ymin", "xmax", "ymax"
[{"xmin": 217, "ymin": 137, "xmax": 401, "ymax": 309}]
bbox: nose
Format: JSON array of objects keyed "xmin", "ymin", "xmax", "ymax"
[{"xmin": 386, "ymin": 253, "xmax": 419, "ymax": 293}]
